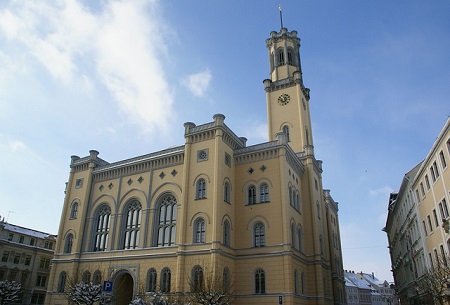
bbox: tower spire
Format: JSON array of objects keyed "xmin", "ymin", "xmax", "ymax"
[{"xmin": 278, "ymin": 4, "xmax": 284, "ymax": 29}]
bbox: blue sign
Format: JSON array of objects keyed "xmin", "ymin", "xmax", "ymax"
[
  {"xmin": 279, "ymin": 296, "xmax": 282, "ymax": 304},
  {"xmin": 103, "ymin": 281, "xmax": 113, "ymax": 292}
]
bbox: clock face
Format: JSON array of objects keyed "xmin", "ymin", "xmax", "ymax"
[{"xmin": 278, "ymin": 94, "xmax": 290, "ymax": 106}]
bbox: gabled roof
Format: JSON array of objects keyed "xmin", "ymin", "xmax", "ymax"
[{"xmin": 2, "ymin": 222, "xmax": 54, "ymax": 239}]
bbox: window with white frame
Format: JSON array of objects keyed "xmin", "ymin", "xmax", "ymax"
[
  {"xmin": 196, "ymin": 178, "xmax": 206, "ymax": 199},
  {"xmin": 194, "ymin": 218, "xmax": 206, "ymax": 243},
  {"xmin": 248, "ymin": 185, "xmax": 256, "ymax": 205},
  {"xmin": 94, "ymin": 205, "xmax": 110, "ymax": 251},
  {"xmin": 156, "ymin": 194, "xmax": 177, "ymax": 247},
  {"xmin": 123, "ymin": 200, "xmax": 142, "ymax": 249},
  {"xmin": 253, "ymin": 222, "xmax": 265, "ymax": 247},
  {"xmin": 260, "ymin": 183, "xmax": 269, "ymax": 202}
]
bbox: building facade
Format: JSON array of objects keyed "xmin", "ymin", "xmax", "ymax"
[
  {"xmin": 45, "ymin": 26, "xmax": 345, "ymax": 305},
  {"xmin": 0, "ymin": 219, "xmax": 56, "ymax": 304},
  {"xmin": 385, "ymin": 118, "xmax": 450, "ymax": 304}
]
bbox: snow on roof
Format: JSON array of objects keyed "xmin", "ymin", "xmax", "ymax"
[
  {"xmin": 3, "ymin": 222, "xmax": 54, "ymax": 239},
  {"xmin": 345, "ymin": 271, "xmax": 372, "ymax": 290},
  {"xmin": 360, "ymin": 273, "xmax": 384, "ymax": 286}
]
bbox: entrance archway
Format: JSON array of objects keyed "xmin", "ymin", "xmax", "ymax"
[{"xmin": 113, "ymin": 272, "xmax": 134, "ymax": 305}]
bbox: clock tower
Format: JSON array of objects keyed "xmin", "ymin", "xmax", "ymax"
[{"xmin": 263, "ymin": 27, "xmax": 313, "ymax": 154}]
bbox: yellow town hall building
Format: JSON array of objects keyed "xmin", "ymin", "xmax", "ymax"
[{"xmin": 45, "ymin": 25, "xmax": 345, "ymax": 305}]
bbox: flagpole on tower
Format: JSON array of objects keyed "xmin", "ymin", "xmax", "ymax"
[{"xmin": 278, "ymin": 4, "xmax": 284, "ymax": 29}]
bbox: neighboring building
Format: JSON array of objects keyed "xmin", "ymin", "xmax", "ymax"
[
  {"xmin": 357, "ymin": 272, "xmax": 397, "ymax": 305},
  {"xmin": 45, "ymin": 25, "xmax": 346, "ymax": 305},
  {"xmin": 344, "ymin": 271, "xmax": 372, "ymax": 305},
  {"xmin": 0, "ymin": 219, "xmax": 56, "ymax": 305},
  {"xmin": 385, "ymin": 118, "xmax": 450, "ymax": 304}
]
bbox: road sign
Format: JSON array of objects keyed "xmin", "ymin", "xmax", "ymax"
[{"xmin": 103, "ymin": 281, "xmax": 113, "ymax": 292}]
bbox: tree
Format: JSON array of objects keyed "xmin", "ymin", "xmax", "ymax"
[
  {"xmin": 187, "ymin": 269, "xmax": 233, "ymax": 305},
  {"xmin": 65, "ymin": 282, "xmax": 102, "ymax": 305},
  {"xmin": 415, "ymin": 254, "xmax": 450, "ymax": 305},
  {"xmin": 0, "ymin": 280, "xmax": 22, "ymax": 305}
]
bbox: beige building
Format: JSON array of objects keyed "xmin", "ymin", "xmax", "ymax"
[
  {"xmin": 0, "ymin": 219, "xmax": 56, "ymax": 304},
  {"xmin": 385, "ymin": 118, "xmax": 450, "ymax": 304},
  {"xmin": 45, "ymin": 26, "xmax": 345, "ymax": 305}
]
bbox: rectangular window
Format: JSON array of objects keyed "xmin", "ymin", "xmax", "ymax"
[
  {"xmin": 423, "ymin": 220, "xmax": 428, "ymax": 236},
  {"xmin": 36, "ymin": 275, "xmax": 47, "ymax": 287},
  {"xmin": 40, "ymin": 258, "xmax": 50, "ymax": 269},
  {"xmin": 415, "ymin": 189, "xmax": 420, "ymax": 202},
  {"xmin": 428, "ymin": 215, "xmax": 433, "ymax": 232},
  {"xmin": 441, "ymin": 245, "xmax": 447, "ymax": 266},
  {"xmin": 429, "ymin": 252, "xmax": 434, "ymax": 269},
  {"xmin": 433, "ymin": 209, "xmax": 439, "ymax": 227},
  {"xmin": 19, "ymin": 236, "xmax": 24, "ymax": 244},
  {"xmin": 430, "ymin": 166, "xmax": 437, "ymax": 182},
  {"xmin": 25, "ymin": 255, "xmax": 31, "ymax": 266},
  {"xmin": 1, "ymin": 251, "xmax": 9, "ymax": 262},
  {"xmin": 420, "ymin": 182, "xmax": 425, "ymax": 196},
  {"xmin": 30, "ymin": 238, "xmax": 35, "ymax": 246},
  {"xmin": 7, "ymin": 233, "xmax": 13, "ymax": 241},
  {"xmin": 425, "ymin": 175, "xmax": 431, "ymax": 190},
  {"xmin": 13, "ymin": 254, "xmax": 20, "ymax": 264},
  {"xmin": 433, "ymin": 161, "xmax": 440, "ymax": 179},
  {"xmin": 435, "ymin": 249, "xmax": 440, "ymax": 267},
  {"xmin": 443, "ymin": 199, "xmax": 449, "ymax": 219},
  {"xmin": 440, "ymin": 150, "xmax": 447, "ymax": 168}
]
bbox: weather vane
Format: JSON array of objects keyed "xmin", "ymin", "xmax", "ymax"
[{"xmin": 278, "ymin": 4, "xmax": 284, "ymax": 29}]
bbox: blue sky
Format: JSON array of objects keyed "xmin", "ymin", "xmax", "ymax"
[{"xmin": 1, "ymin": 0, "xmax": 449, "ymax": 282}]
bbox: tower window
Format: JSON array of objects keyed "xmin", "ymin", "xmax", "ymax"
[
  {"xmin": 253, "ymin": 222, "xmax": 265, "ymax": 247},
  {"xmin": 283, "ymin": 125, "xmax": 290, "ymax": 142},
  {"xmin": 260, "ymin": 183, "xmax": 269, "ymax": 203},
  {"xmin": 248, "ymin": 185, "xmax": 256, "ymax": 205},
  {"xmin": 287, "ymin": 48, "xmax": 294, "ymax": 65},
  {"xmin": 254, "ymin": 269, "xmax": 266, "ymax": 294},
  {"xmin": 64, "ymin": 234, "xmax": 73, "ymax": 253},
  {"xmin": 194, "ymin": 218, "xmax": 206, "ymax": 243},
  {"xmin": 277, "ymin": 48, "xmax": 285, "ymax": 66},
  {"xmin": 223, "ymin": 220, "xmax": 230, "ymax": 246},
  {"xmin": 224, "ymin": 182, "xmax": 231, "ymax": 203},
  {"xmin": 196, "ymin": 178, "xmax": 206, "ymax": 199}
]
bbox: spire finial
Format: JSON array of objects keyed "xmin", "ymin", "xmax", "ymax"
[{"xmin": 278, "ymin": 4, "xmax": 284, "ymax": 29}]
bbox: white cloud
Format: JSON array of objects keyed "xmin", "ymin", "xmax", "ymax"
[
  {"xmin": 0, "ymin": 0, "xmax": 174, "ymax": 136},
  {"xmin": 182, "ymin": 69, "xmax": 212, "ymax": 97},
  {"xmin": 369, "ymin": 185, "xmax": 394, "ymax": 197}
]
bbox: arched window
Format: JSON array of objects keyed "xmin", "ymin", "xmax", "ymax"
[
  {"xmin": 224, "ymin": 182, "xmax": 230, "ymax": 203},
  {"xmin": 283, "ymin": 125, "xmax": 290, "ymax": 142},
  {"xmin": 254, "ymin": 269, "xmax": 265, "ymax": 294},
  {"xmin": 254, "ymin": 222, "xmax": 265, "ymax": 247},
  {"xmin": 194, "ymin": 218, "xmax": 206, "ymax": 243},
  {"xmin": 70, "ymin": 203, "xmax": 78, "ymax": 219},
  {"xmin": 296, "ymin": 192, "xmax": 301, "ymax": 212},
  {"xmin": 277, "ymin": 48, "xmax": 285, "ymax": 66},
  {"xmin": 223, "ymin": 220, "xmax": 230, "ymax": 247},
  {"xmin": 191, "ymin": 266, "xmax": 204, "ymax": 292},
  {"xmin": 156, "ymin": 194, "xmax": 177, "ymax": 247},
  {"xmin": 301, "ymin": 272, "xmax": 305, "ymax": 294},
  {"xmin": 291, "ymin": 223, "xmax": 296, "ymax": 248},
  {"xmin": 260, "ymin": 183, "xmax": 269, "ymax": 203},
  {"xmin": 223, "ymin": 267, "xmax": 231, "ymax": 292},
  {"xmin": 196, "ymin": 178, "xmax": 206, "ymax": 199},
  {"xmin": 289, "ymin": 186, "xmax": 293, "ymax": 206},
  {"xmin": 298, "ymin": 227, "xmax": 303, "ymax": 252},
  {"xmin": 93, "ymin": 270, "xmax": 102, "ymax": 285},
  {"xmin": 82, "ymin": 271, "xmax": 91, "ymax": 284},
  {"xmin": 147, "ymin": 268, "xmax": 157, "ymax": 292},
  {"xmin": 123, "ymin": 200, "xmax": 141, "ymax": 249},
  {"xmin": 161, "ymin": 268, "xmax": 171, "ymax": 293},
  {"xmin": 287, "ymin": 47, "xmax": 294, "ymax": 65},
  {"xmin": 294, "ymin": 270, "xmax": 299, "ymax": 295},
  {"xmin": 57, "ymin": 272, "xmax": 66, "ymax": 293},
  {"xmin": 248, "ymin": 185, "xmax": 256, "ymax": 205},
  {"xmin": 64, "ymin": 234, "xmax": 73, "ymax": 254},
  {"xmin": 94, "ymin": 205, "xmax": 110, "ymax": 251}
]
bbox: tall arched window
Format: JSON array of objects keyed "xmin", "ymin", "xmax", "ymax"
[
  {"xmin": 298, "ymin": 227, "xmax": 303, "ymax": 252},
  {"xmin": 289, "ymin": 186, "xmax": 293, "ymax": 206},
  {"xmin": 64, "ymin": 234, "xmax": 73, "ymax": 253},
  {"xmin": 70, "ymin": 203, "xmax": 78, "ymax": 219},
  {"xmin": 147, "ymin": 268, "xmax": 157, "ymax": 292},
  {"xmin": 296, "ymin": 192, "xmax": 301, "ymax": 212},
  {"xmin": 291, "ymin": 223, "xmax": 296, "ymax": 248},
  {"xmin": 161, "ymin": 268, "xmax": 171, "ymax": 293},
  {"xmin": 224, "ymin": 182, "xmax": 231, "ymax": 203},
  {"xmin": 94, "ymin": 205, "xmax": 110, "ymax": 251},
  {"xmin": 123, "ymin": 200, "xmax": 141, "ymax": 249},
  {"xmin": 254, "ymin": 269, "xmax": 265, "ymax": 294},
  {"xmin": 196, "ymin": 178, "xmax": 206, "ymax": 199},
  {"xmin": 82, "ymin": 271, "xmax": 91, "ymax": 284},
  {"xmin": 93, "ymin": 270, "xmax": 102, "ymax": 285},
  {"xmin": 248, "ymin": 185, "xmax": 256, "ymax": 205},
  {"xmin": 254, "ymin": 222, "xmax": 265, "ymax": 247},
  {"xmin": 156, "ymin": 194, "xmax": 177, "ymax": 247},
  {"xmin": 260, "ymin": 183, "xmax": 269, "ymax": 203},
  {"xmin": 223, "ymin": 220, "xmax": 230, "ymax": 247},
  {"xmin": 277, "ymin": 48, "xmax": 285, "ymax": 66},
  {"xmin": 223, "ymin": 267, "xmax": 231, "ymax": 292},
  {"xmin": 191, "ymin": 266, "xmax": 204, "ymax": 292},
  {"xmin": 283, "ymin": 125, "xmax": 290, "ymax": 142},
  {"xmin": 194, "ymin": 218, "xmax": 206, "ymax": 243},
  {"xmin": 287, "ymin": 47, "xmax": 294, "ymax": 65},
  {"xmin": 57, "ymin": 272, "xmax": 66, "ymax": 293}
]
